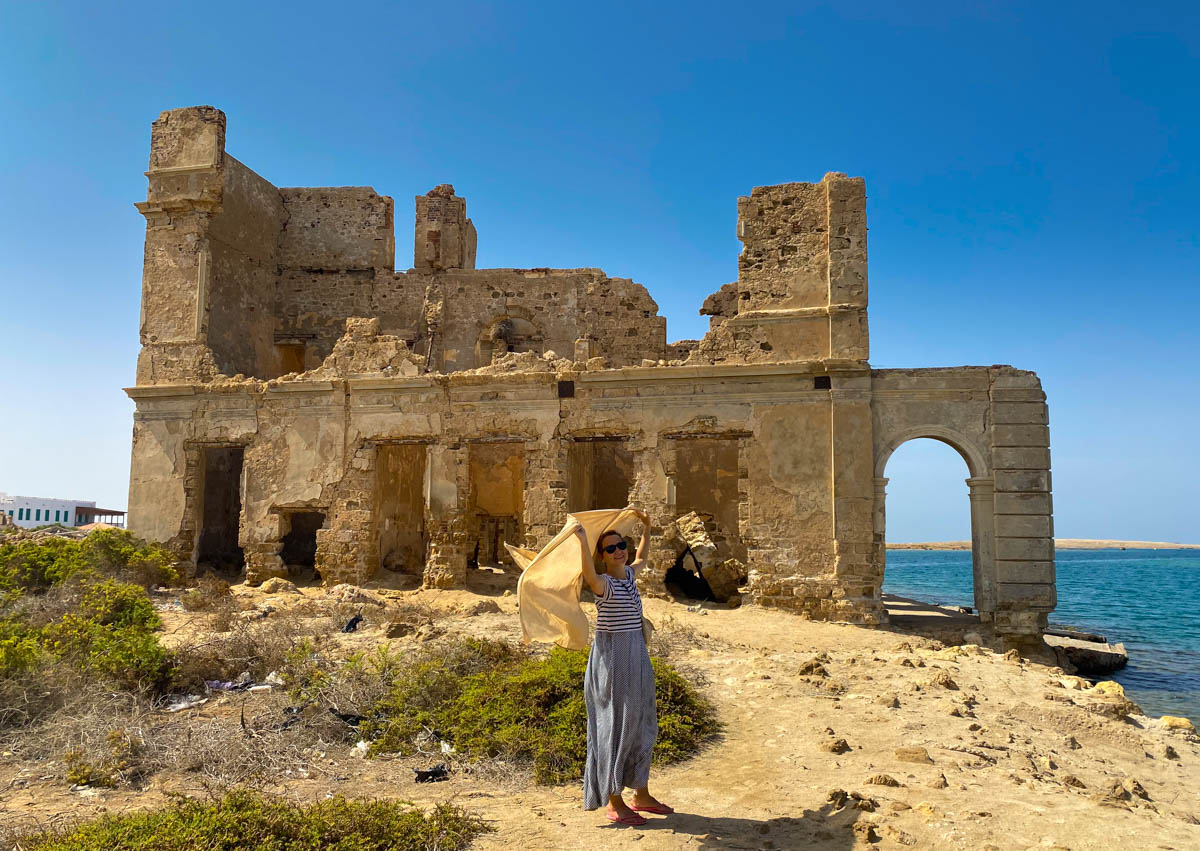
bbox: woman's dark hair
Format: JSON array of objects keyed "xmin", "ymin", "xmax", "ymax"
[{"xmin": 596, "ymin": 529, "xmax": 624, "ymax": 554}]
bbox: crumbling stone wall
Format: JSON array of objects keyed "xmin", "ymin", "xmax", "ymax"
[{"xmin": 126, "ymin": 105, "xmax": 1057, "ymax": 642}]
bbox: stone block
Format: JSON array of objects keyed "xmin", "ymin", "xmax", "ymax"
[
  {"xmin": 996, "ymin": 582, "xmax": 1056, "ymax": 608},
  {"xmin": 994, "ymin": 469, "xmax": 1051, "ymax": 493},
  {"xmin": 993, "ymin": 447, "xmax": 1051, "ymax": 470},
  {"xmin": 995, "ymin": 560, "xmax": 1055, "ymax": 584},
  {"xmin": 991, "ymin": 388, "xmax": 1046, "ymax": 402},
  {"xmin": 995, "ymin": 536, "xmax": 1053, "ymax": 561},
  {"xmin": 992, "ymin": 424, "xmax": 1050, "ymax": 447},
  {"xmin": 992, "ymin": 402, "xmax": 1049, "ymax": 424},
  {"xmin": 994, "ymin": 514, "xmax": 1053, "ymax": 538},
  {"xmin": 995, "ymin": 492, "xmax": 1052, "ymax": 515}
]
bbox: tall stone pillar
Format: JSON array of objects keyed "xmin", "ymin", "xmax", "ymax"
[
  {"xmin": 871, "ymin": 476, "xmax": 889, "ymax": 588},
  {"xmin": 966, "ymin": 476, "xmax": 997, "ymax": 616},
  {"xmin": 423, "ymin": 443, "xmax": 467, "ymax": 588}
]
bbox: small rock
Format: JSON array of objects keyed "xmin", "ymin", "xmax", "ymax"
[
  {"xmin": 892, "ymin": 642, "xmax": 913, "ymax": 653},
  {"xmin": 928, "ymin": 670, "xmax": 959, "ymax": 690},
  {"xmin": 897, "ymin": 657, "xmax": 915, "ymax": 667},
  {"xmin": 866, "ymin": 774, "xmax": 901, "ymax": 787},
  {"xmin": 889, "ymin": 801, "xmax": 912, "ymax": 812},
  {"xmin": 1037, "ymin": 756, "xmax": 1057, "ymax": 772},
  {"xmin": 851, "ymin": 821, "xmax": 878, "ymax": 842},
  {"xmin": 824, "ymin": 738, "xmax": 851, "ymax": 754},
  {"xmin": 928, "ymin": 773, "xmax": 948, "ymax": 789},
  {"xmin": 877, "ymin": 694, "xmax": 900, "ymax": 709},
  {"xmin": 326, "ymin": 584, "xmax": 386, "ymax": 607},
  {"xmin": 916, "ymin": 801, "xmax": 943, "ymax": 821},
  {"xmin": 1123, "ymin": 777, "xmax": 1151, "ymax": 800},
  {"xmin": 1064, "ymin": 735, "xmax": 1081, "ymax": 750},
  {"xmin": 459, "ymin": 599, "xmax": 502, "ymax": 616},
  {"xmin": 881, "ymin": 824, "xmax": 916, "ymax": 846},
  {"xmin": 798, "ymin": 658, "xmax": 828, "ymax": 677},
  {"xmin": 1092, "ymin": 680, "xmax": 1126, "ymax": 697},
  {"xmin": 385, "ymin": 620, "xmax": 416, "ymax": 638},
  {"xmin": 260, "ymin": 577, "xmax": 299, "ymax": 594},
  {"xmin": 1161, "ymin": 715, "xmax": 1196, "ymax": 733},
  {"xmin": 1061, "ymin": 775, "xmax": 1086, "ymax": 789},
  {"xmin": 967, "ymin": 722, "xmax": 982, "ymax": 732},
  {"xmin": 1162, "ymin": 744, "xmax": 1179, "ymax": 760},
  {"xmin": 1003, "ymin": 648, "xmax": 1021, "ymax": 662},
  {"xmin": 896, "ymin": 747, "xmax": 933, "ymax": 765}
]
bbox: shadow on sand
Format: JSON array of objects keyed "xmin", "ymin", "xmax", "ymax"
[{"xmin": 598, "ymin": 802, "xmax": 859, "ymax": 850}]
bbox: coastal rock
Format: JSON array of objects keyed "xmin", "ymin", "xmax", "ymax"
[
  {"xmin": 326, "ymin": 584, "xmax": 387, "ymax": 607},
  {"xmin": 866, "ymin": 773, "xmax": 902, "ymax": 786},
  {"xmin": 259, "ymin": 577, "xmax": 299, "ymax": 594},
  {"xmin": 1044, "ymin": 634, "xmax": 1128, "ymax": 675},
  {"xmin": 1160, "ymin": 715, "xmax": 1196, "ymax": 733}
]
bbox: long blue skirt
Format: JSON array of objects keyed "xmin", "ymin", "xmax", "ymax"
[{"xmin": 582, "ymin": 630, "xmax": 658, "ymax": 810}]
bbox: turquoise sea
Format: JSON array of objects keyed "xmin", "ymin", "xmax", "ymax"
[{"xmin": 883, "ymin": 548, "xmax": 1200, "ymax": 722}]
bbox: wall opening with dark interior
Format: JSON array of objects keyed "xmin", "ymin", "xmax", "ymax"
[
  {"xmin": 281, "ymin": 511, "xmax": 325, "ymax": 576},
  {"xmin": 197, "ymin": 446, "xmax": 245, "ymax": 574},
  {"xmin": 376, "ymin": 444, "xmax": 428, "ymax": 575},
  {"xmin": 568, "ymin": 438, "xmax": 634, "ymax": 512},
  {"xmin": 672, "ymin": 437, "xmax": 744, "ymax": 560},
  {"xmin": 467, "ymin": 442, "xmax": 525, "ymax": 567}
]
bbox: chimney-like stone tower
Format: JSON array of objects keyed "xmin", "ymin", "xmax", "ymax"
[{"xmin": 413, "ymin": 184, "xmax": 476, "ymax": 272}]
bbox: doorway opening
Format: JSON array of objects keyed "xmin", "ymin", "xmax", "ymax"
[
  {"xmin": 377, "ymin": 444, "xmax": 428, "ymax": 575},
  {"xmin": 196, "ymin": 446, "xmax": 245, "ymax": 575},
  {"xmin": 672, "ymin": 437, "xmax": 744, "ymax": 560},
  {"xmin": 468, "ymin": 442, "xmax": 525, "ymax": 568}
]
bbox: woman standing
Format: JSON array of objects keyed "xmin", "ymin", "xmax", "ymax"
[{"xmin": 575, "ymin": 511, "xmax": 674, "ymax": 826}]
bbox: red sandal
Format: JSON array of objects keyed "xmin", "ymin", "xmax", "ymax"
[
  {"xmin": 631, "ymin": 803, "xmax": 674, "ymax": 815},
  {"xmin": 606, "ymin": 812, "xmax": 648, "ymax": 826}
]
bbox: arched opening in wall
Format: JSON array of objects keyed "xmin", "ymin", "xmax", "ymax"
[
  {"xmin": 467, "ymin": 442, "xmax": 525, "ymax": 569},
  {"xmin": 281, "ymin": 511, "xmax": 325, "ymax": 580},
  {"xmin": 475, "ymin": 317, "xmax": 540, "ymax": 366},
  {"xmin": 376, "ymin": 444, "xmax": 428, "ymax": 577},
  {"xmin": 567, "ymin": 438, "xmax": 634, "ymax": 512},
  {"xmin": 877, "ymin": 436, "xmax": 990, "ymax": 631},
  {"xmin": 196, "ymin": 446, "xmax": 245, "ymax": 577}
]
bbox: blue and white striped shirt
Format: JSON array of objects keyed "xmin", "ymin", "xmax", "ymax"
[{"xmin": 595, "ymin": 565, "xmax": 644, "ymax": 634}]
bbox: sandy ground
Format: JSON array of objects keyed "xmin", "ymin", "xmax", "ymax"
[
  {"xmin": 1, "ymin": 573, "xmax": 1197, "ymax": 850},
  {"xmin": 889, "ymin": 540, "xmax": 1200, "ymax": 550}
]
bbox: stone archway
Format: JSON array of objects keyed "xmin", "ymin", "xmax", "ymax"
[
  {"xmin": 872, "ymin": 426, "xmax": 996, "ymax": 616},
  {"xmin": 475, "ymin": 315, "xmax": 541, "ymax": 366}
]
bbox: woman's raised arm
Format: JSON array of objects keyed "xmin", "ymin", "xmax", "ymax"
[{"xmin": 577, "ymin": 525, "xmax": 607, "ymax": 597}]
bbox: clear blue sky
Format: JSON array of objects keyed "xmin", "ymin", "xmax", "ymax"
[{"xmin": 1, "ymin": 1, "xmax": 1197, "ymax": 542}]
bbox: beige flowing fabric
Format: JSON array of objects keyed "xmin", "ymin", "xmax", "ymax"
[{"xmin": 508, "ymin": 508, "xmax": 641, "ymax": 650}]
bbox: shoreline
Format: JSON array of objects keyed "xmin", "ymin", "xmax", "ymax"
[{"xmin": 888, "ymin": 538, "xmax": 1200, "ymax": 551}]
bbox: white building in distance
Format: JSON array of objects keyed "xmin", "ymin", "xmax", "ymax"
[{"xmin": 0, "ymin": 492, "xmax": 126, "ymax": 529}]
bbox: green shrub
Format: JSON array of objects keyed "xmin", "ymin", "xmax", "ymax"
[
  {"xmin": 368, "ymin": 639, "xmax": 721, "ymax": 784},
  {"xmin": 0, "ymin": 529, "xmax": 177, "ymax": 594},
  {"xmin": 0, "ymin": 617, "xmax": 43, "ymax": 675},
  {"xmin": 42, "ymin": 612, "xmax": 171, "ymax": 689},
  {"xmin": 10, "ymin": 789, "xmax": 490, "ymax": 850}
]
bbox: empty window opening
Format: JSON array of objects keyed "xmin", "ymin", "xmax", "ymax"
[
  {"xmin": 468, "ymin": 443, "xmax": 525, "ymax": 568},
  {"xmin": 673, "ymin": 437, "xmax": 744, "ymax": 562},
  {"xmin": 280, "ymin": 511, "xmax": 324, "ymax": 575},
  {"xmin": 377, "ymin": 444, "xmax": 428, "ymax": 576},
  {"xmin": 277, "ymin": 342, "xmax": 307, "ymax": 376},
  {"xmin": 197, "ymin": 447, "xmax": 245, "ymax": 574},
  {"xmin": 814, "ymin": 375, "xmax": 831, "ymax": 390},
  {"xmin": 568, "ymin": 439, "xmax": 634, "ymax": 513}
]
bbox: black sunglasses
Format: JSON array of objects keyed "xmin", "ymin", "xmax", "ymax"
[{"xmin": 603, "ymin": 540, "xmax": 628, "ymax": 554}]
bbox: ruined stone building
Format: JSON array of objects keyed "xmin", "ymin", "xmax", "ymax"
[{"xmin": 126, "ymin": 106, "xmax": 1056, "ymax": 640}]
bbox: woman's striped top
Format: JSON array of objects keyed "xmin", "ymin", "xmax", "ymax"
[{"xmin": 595, "ymin": 565, "xmax": 644, "ymax": 634}]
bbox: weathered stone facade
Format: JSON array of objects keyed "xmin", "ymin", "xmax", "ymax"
[{"xmin": 126, "ymin": 106, "xmax": 1056, "ymax": 640}]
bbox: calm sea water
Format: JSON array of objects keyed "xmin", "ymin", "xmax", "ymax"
[{"xmin": 883, "ymin": 548, "xmax": 1200, "ymax": 721}]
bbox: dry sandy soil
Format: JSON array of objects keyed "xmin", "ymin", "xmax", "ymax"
[{"xmin": 1, "ymin": 572, "xmax": 1197, "ymax": 850}]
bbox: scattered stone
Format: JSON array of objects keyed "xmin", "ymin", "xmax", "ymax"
[
  {"xmin": 798, "ymin": 658, "xmax": 829, "ymax": 677},
  {"xmin": 1162, "ymin": 744, "xmax": 1180, "ymax": 760},
  {"xmin": 877, "ymin": 694, "xmax": 900, "ymax": 709},
  {"xmin": 967, "ymin": 722, "xmax": 982, "ymax": 732},
  {"xmin": 260, "ymin": 577, "xmax": 299, "ymax": 594},
  {"xmin": 1003, "ymin": 648, "xmax": 1021, "ymax": 662},
  {"xmin": 1037, "ymin": 756, "xmax": 1057, "ymax": 772},
  {"xmin": 1123, "ymin": 777, "xmax": 1150, "ymax": 800},
  {"xmin": 851, "ymin": 821, "xmax": 878, "ymax": 842},
  {"xmin": 928, "ymin": 773, "xmax": 948, "ymax": 789},
  {"xmin": 889, "ymin": 801, "xmax": 911, "ymax": 812},
  {"xmin": 385, "ymin": 620, "xmax": 418, "ymax": 638},
  {"xmin": 897, "ymin": 657, "xmax": 915, "ymax": 668},
  {"xmin": 458, "ymin": 599, "xmax": 501, "ymax": 615},
  {"xmin": 948, "ymin": 706, "xmax": 964, "ymax": 717},
  {"xmin": 892, "ymin": 642, "xmax": 913, "ymax": 653},
  {"xmin": 896, "ymin": 747, "xmax": 933, "ymax": 765},
  {"xmin": 866, "ymin": 774, "xmax": 901, "ymax": 787},
  {"xmin": 1063, "ymin": 736, "xmax": 1081, "ymax": 750},
  {"xmin": 326, "ymin": 584, "xmax": 386, "ymax": 607},
  {"xmin": 916, "ymin": 801, "xmax": 943, "ymax": 821},
  {"xmin": 881, "ymin": 824, "xmax": 916, "ymax": 846},
  {"xmin": 824, "ymin": 738, "xmax": 851, "ymax": 754},
  {"xmin": 1061, "ymin": 775, "xmax": 1086, "ymax": 789},
  {"xmin": 927, "ymin": 670, "xmax": 958, "ymax": 690}
]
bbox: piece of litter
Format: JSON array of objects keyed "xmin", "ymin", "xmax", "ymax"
[
  {"xmin": 248, "ymin": 684, "xmax": 272, "ymax": 692},
  {"xmin": 352, "ymin": 740, "xmax": 369, "ymax": 757},
  {"xmin": 167, "ymin": 695, "xmax": 208, "ymax": 712},
  {"xmin": 441, "ymin": 740, "xmax": 455, "ymax": 755},
  {"xmin": 414, "ymin": 763, "xmax": 449, "ymax": 783},
  {"xmin": 265, "ymin": 671, "xmax": 284, "ymax": 686},
  {"xmin": 342, "ymin": 613, "xmax": 364, "ymax": 633}
]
